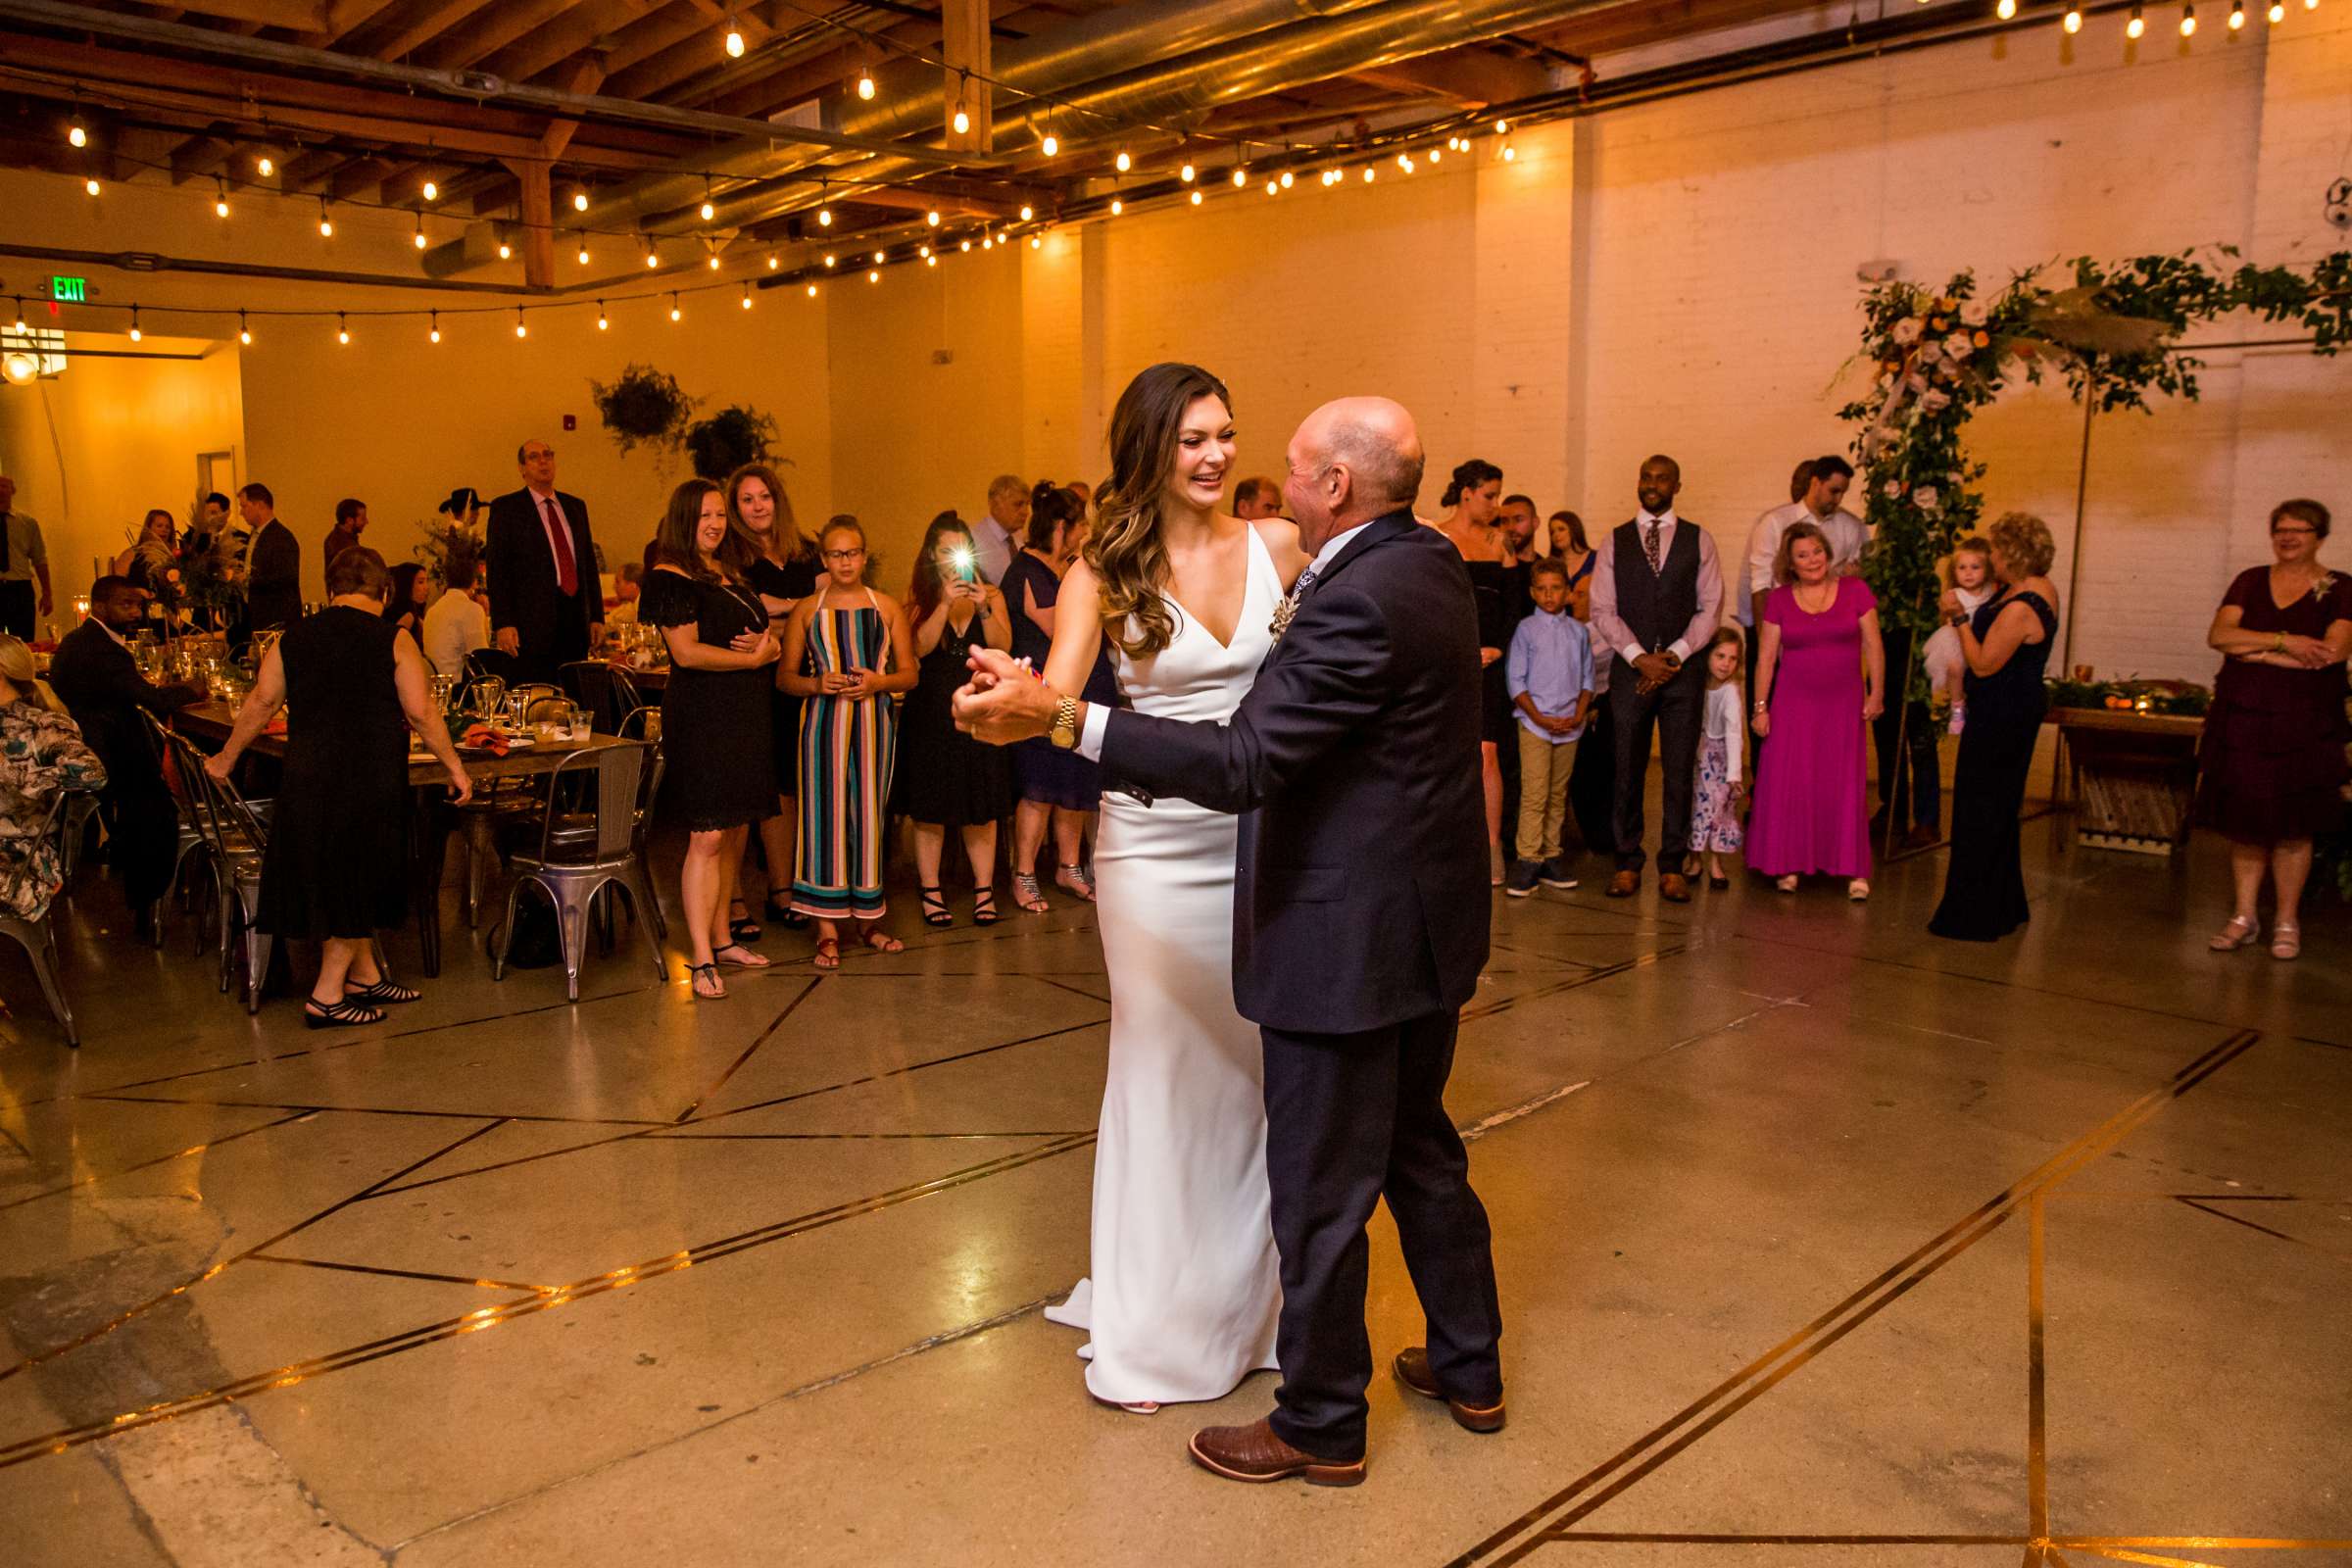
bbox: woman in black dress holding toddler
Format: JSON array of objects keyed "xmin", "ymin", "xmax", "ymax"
[{"xmin": 642, "ymin": 478, "xmax": 780, "ymax": 999}]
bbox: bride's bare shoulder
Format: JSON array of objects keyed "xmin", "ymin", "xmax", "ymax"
[
  {"xmin": 1060, "ymin": 557, "xmax": 1104, "ymax": 606},
  {"xmin": 1248, "ymin": 517, "xmax": 1311, "ymax": 586}
]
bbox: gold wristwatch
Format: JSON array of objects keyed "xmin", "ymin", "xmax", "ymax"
[{"xmin": 1049, "ymin": 694, "xmax": 1081, "ymax": 750}]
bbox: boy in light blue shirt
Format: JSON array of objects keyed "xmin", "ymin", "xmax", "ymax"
[{"xmin": 1504, "ymin": 559, "xmax": 1593, "ymax": 897}]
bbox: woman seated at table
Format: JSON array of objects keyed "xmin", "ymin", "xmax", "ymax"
[
  {"xmin": 0, "ymin": 634, "xmax": 106, "ymax": 924},
  {"xmin": 207, "ymin": 547, "xmax": 473, "ymax": 1027},
  {"xmin": 2195, "ymin": 497, "xmax": 2351, "ymax": 961},
  {"xmin": 641, "ymin": 478, "xmax": 781, "ymax": 1000},
  {"xmin": 381, "ymin": 563, "xmax": 430, "ymax": 638},
  {"xmin": 115, "ymin": 509, "xmax": 177, "ymax": 590}
]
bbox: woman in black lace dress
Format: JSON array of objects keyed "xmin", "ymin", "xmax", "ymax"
[
  {"xmin": 641, "ymin": 479, "xmax": 780, "ymax": 999},
  {"xmin": 726, "ymin": 463, "xmax": 820, "ymax": 938},
  {"xmin": 895, "ymin": 513, "xmax": 1013, "ymax": 926},
  {"xmin": 1438, "ymin": 458, "xmax": 1514, "ymax": 884},
  {"xmin": 1929, "ymin": 512, "xmax": 2060, "ymax": 944},
  {"xmin": 206, "ymin": 547, "xmax": 472, "ymax": 1026}
]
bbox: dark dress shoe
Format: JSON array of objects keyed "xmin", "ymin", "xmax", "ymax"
[
  {"xmin": 1605, "ymin": 869, "xmax": 1639, "ymax": 898},
  {"xmin": 1393, "ymin": 1348, "xmax": 1506, "ymax": 1433},
  {"xmin": 1188, "ymin": 1418, "xmax": 1365, "ymax": 1487},
  {"xmin": 1658, "ymin": 871, "xmax": 1692, "ymax": 903},
  {"xmin": 1708, "ymin": 874, "xmax": 1730, "ymax": 891}
]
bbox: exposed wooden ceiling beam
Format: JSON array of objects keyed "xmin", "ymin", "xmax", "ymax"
[
  {"xmin": 166, "ymin": 132, "xmax": 235, "ymax": 183},
  {"xmin": 479, "ymin": 0, "xmax": 659, "ymax": 86},
  {"xmin": 296, "ymin": 0, "xmax": 401, "ymax": 49},
  {"xmin": 416, "ymin": 0, "xmax": 583, "ymax": 71},
  {"xmin": 328, "ymin": 154, "xmax": 393, "ymax": 200},
  {"xmin": 536, "ymin": 59, "xmax": 607, "ymax": 163},
  {"xmin": 368, "ymin": 0, "xmax": 498, "ymax": 63},
  {"xmin": 127, "ymin": 0, "xmax": 332, "ymax": 27},
  {"xmin": 1349, "ymin": 48, "xmax": 1553, "ymax": 109}
]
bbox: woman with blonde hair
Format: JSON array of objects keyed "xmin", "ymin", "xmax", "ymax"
[
  {"xmin": 726, "ymin": 462, "xmax": 820, "ymax": 939},
  {"xmin": 0, "ymin": 634, "xmax": 106, "ymax": 923},
  {"xmin": 1929, "ymin": 512, "xmax": 2060, "ymax": 943},
  {"xmin": 1026, "ymin": 362, "xmax": 1310, "ymax": 1413}
]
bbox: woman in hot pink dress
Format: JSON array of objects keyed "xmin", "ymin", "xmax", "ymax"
[{"xmin": 1748, "ymin": 521, "xmax": 1886, "ymax": 899}]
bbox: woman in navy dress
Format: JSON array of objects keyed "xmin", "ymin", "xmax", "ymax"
[{"xmin": 1929, "ymin": 513, "xmax": 2059, "ymax": 944}]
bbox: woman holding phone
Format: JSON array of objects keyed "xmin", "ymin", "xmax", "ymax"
[{"xmin": 896, "ymin": 512, "xmax": 1015, "ymax": 926}]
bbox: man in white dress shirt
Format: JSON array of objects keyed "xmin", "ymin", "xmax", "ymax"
[
  {"xmin": 1740, "ymin": 455, "xmax": 1865, "ymax": 632},
  {"xmin": 971, "ymin": 475, "xmax": 1028, "ymax": 585},
  {"xmin": 1589, "ymin": 454, "xmax": 1724, "ymax": 903}
]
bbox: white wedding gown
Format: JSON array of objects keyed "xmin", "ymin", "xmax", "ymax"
[{"xmin": 1043, "ymin": 526, "xmax": 1284, "ymax": 1405}]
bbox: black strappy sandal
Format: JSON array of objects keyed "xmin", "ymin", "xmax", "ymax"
[
  {"xmin": 305, "ymin": 996, "xmax": 385, "ymax": 1029},
  {"xmin": 344, "ymin": 978, "xmax": 422, "ymax": 1005},
  {"xmin": 766, "ymin": 896, "xmax": 809, "ymax": 931},
  {"xmin": 920, "ymin": 886, "xmax": 953, "ymax": 927},
  {"xmin": 972, "ymin": 888, "xmax": 1000, "ymax": 926}
]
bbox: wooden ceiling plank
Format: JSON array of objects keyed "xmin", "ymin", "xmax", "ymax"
[
  {"xmin": 596, "ymin": 7, "xmax": 710, "ymax": 79},
  {"xmin": 299, "ymin": 0, "xmax": 402, "ymax": 48},
  {"xmin": 143, "ymin": 0, "xmax": 331, "ymax": 27},
  {"xmin": 328, "ymin": 155, "xmax": 394, "ymax": 200},
  {"xmin": 371, "ymin": 0, "xmax": 498, "ymax": 62},
  {"xmin": 166, "ymin": 133, "xmax": 236, "ymax": 183},
  {"xmin": 480, "ymin": 0, "xmax": 660, "ymax": 86},
  {"xmin": 415, "ymin": 0, "xmax": 583, "ymax": 71}
]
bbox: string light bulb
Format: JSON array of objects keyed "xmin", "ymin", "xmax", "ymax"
[
  {"xmin": 959, "ymin": 238, "xmax": 971, "ymax": 252},
  {"xmin": 669, "ymin": 294, "xmax": 681, "ymax": 322},
  {"xmin": 817, "ymin": 206, "xmax": 833, "ymax": 226},
  {"xmin": 1429, "ymin": 147, "xmax": 1443, "ymax": 164},
  {"xmin": 414, "ymin": 216, "xmax": 429, "ymax": 249},
  {"xmin": 128, "ymin": 307, "xmax": 140, "ymax": 343},
  {"xmin": 597, "ymin": 301, "xmax": 609, "ymax": 329},
  {"xmin": 1267, "ymin": 178, "xmax": 1279, "ymax": 195},
  {"xmin": 857, "ymin": 68, "xmax": 876, "ymax": 100},
  {"xmin": 868, "ymin": 268, "xmax": 880, "ymax": 282},
  {"xmin": 256, "ymin": 153, "xmax": 274, "ymax": 177},
  {"xmin": 1281, "ymin": 170, "xmax": 1295, "ymax": 187},
  {"xmin": 872, "ymin": 250, "xmax": 885, "ymax": 264},
  {"xmin": 806, "ymin": 282, "xmax": 817, "ymax": 297},
  {"xmin": 338, "ymin": 312, "xmax": 350, "ymax": 346},
  {"xmin": 215, "ymin": 179, "xmax": 230, "ymax": 219},
  {"xmin": 740, "ymin": 285, "xmax": 752, "ymax": 310},
  {"xmin": 724, "ymin": 17, "xmax": 745, "ymax": 57},
  {"xmin": 1110, "ymin": 198, "xmax": 1123, "ymax": 215},
  {"xmin": 1363, "ymin": 166, "xmax": 1376, "ymax": 181},
  {"xmin": 953, "ymin": 107, "xmax": 970, "ymax": 135},
  {"xmin": 645, "ymin": 242, "xmax": 660, "ymax": 269},
  {"xmin": 700, "ymin": 181, "xmax": 715, "ymax": 222},
  {"xmin": 514, "ymin": 309, "xmax": 527, "ymax": 339},
  {"xmin": 2267, "ymin": 0, "xmax": 2283, "ymax": 17},
  {"xmin": 2128, "ymin": 4, "xmax": 2145, "ymax": 34},
  {"xmin": 318, "ymin": 199, "xmax": 332, "ymax": 236},
  {"xmin": 708, "ymin": 253, "xmax": 720, "ymax": 270},
  {"xmin": 1191, "ymin": 189, "xmax": 1203, "ymax": 206},
  {"xmin": 1501, "ymin": 143, "xmax": 1516, "ymax": 161},
  {"xmin": 1115, "ymin": 149, "xmax": 1132, "ymax": 172},
  {"xmin": 824, "ymin": 253, "xmax": 837, "ymax": 268},
  {"xmin": 576, "ymin": 235, "xmax": 591, "ymax": 265},
  {"xmin": 767, "ymin": 253, "xmax": 779, "ymax": 270},
  {"xmin": 1495, "ymin": 119, "xmax": 1509, "ymax": 133},
  {"xmin": 1997, "ymin": 0, "xmax": 2016, "ymax": 15},
  {"xmin": 421, "ymin": 179, "xmax": 438, "ymax": 202},
  {"xmin": 2180, "ymin": 1, "xmax": 2197, "ymax": 30},
  {"xmin": 2304, "ymin": 0, "xmax": 2317, "ymax": 12},
  {"xmin": 2064, "ymin": 3, "xmax": 2083, "ymax": 26},
  {"xmin": 1019, "ymin": 204, "xmax": 1034, "ymax": 220},
  {"xmin": 1232, "ymin": 167, "xmax": 1248, "ymax": 187},
  {"xmin": 11, "ymin": 299, "xmax": 24, "ymax": 334},
  {"xmin": 84, "ymin": 176, "xmax": 100, "ymax": 197},
  {"xmin": 1180, "ymin": 163, "xmax": 1196, "ymax": 183},
  {"xmin": 572, "ymin": 189, "xmax": 589, "ymax": 213},
  {"xmin": 927, "ymin": 209, "xmax": 942, "ymax": 226},
  {"xmin": 1031, "ymin": 235, "xmax": 1042, "ymax": 249},
  {"xmin": 428, "ymin": 311, "xmax": 439, "ymax": 344},
  {"xmin": 926, "ymin": 254, "xmax": 938, "ymax": 268},
  {"xmin": 68, "ymin": 119, "xmax": 87, "ymax": 149},
  {"xmin": 499, "ymin": 238, "xmax": 513, "ymax": 261},
  {"xmin": 238, "ymin": 310, "xmax": 252, "ymax": 346},
  {"xmin": 1040, "ymin": 129, "xmax": 1058, "ymax": 157}
]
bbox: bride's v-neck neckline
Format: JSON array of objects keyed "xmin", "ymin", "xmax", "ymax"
[{"xmin": 1166, "ymin": 526, "xmax": 1269, "ymax": 653}]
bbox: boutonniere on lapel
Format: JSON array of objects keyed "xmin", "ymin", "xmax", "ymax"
[{"xmin": 1269, "ymin": 588, "xmax": 1302, "ymax": 644}]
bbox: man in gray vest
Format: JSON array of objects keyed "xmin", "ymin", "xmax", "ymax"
[{"xmin": 1589, "ymin": 454, "xmax": 1725, "ymax": 903}]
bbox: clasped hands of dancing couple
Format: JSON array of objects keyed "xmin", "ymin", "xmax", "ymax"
[{"xmin": 952, "ymin": 368, "xmax": 1505, "ymax": 1488}]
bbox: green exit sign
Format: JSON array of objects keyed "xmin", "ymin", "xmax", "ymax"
[{"xmin": 50, "ymin": 276, "xmax": 85, "ymax": 303}]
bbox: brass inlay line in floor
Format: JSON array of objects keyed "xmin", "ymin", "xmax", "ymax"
[
  {"xmin": 2069, "ymin": 1547, "xmax": 2222, "ymax": 1568},
  {"xmin": 80, "ymin": 1093, "xmax": 669, "ymax": 1127},
  {"xmin": 1446, "ymin": 1028, "xmax": 2262, "ymax": 1568},
  {"xmin": 247, "ymin": 1254, "xmax": 558, "ymax": 1294},
  {"xmin": 0, "ymin": 1105, "xmax": 316, "ymax": 1213},
  {"xmin": 1026, "ymin": 973, "xmax": 1115, "ymax": 1005},
  {"xmin": 0, "ymin": 1131, "xmax": 1096, "ymax": 1468},
  {"xmin": 1544, "ymin": 1534, "xmax": 2034, "ymax": 1545},
  {"xmin": 2175, "ymin": 1197, "xmax": 2352, "ymax": 1266},
  {"xmin": 1459, "ymin": 949, "xmax": 1689, "ymax": 1024},
  {"xmin": 362, "ymin": 1016, "xmax": 1109, "ymax": 1200},
  {"xmin": 669, "ymin": 976, "xmax": 821, "ymax": 1123},
  {"xmin": 0, "ymin": 1116, "xmax": 509, "ymax": 1389}
]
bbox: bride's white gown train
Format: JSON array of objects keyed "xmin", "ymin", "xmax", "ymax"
[{"xmin": 1044, "ymin": 527, "xmax": 1284, "ymax": 1405}]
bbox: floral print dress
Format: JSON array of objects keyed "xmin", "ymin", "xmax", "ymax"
[{"xmin": 0, "ymin": 698, "xmax": 107, "ymax": 921}]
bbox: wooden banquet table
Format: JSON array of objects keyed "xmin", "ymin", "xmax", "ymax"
[
  {"xmin": 2049, "ymin": 706, "xmax": 2205, "ymax": 857},
  {"xmin": 172, "ymin": 700, "xmax": 636, "ymax": 977}
]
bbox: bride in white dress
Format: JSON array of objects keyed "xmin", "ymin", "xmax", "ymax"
[{"xmin": 1035, "ymin": 364, "xmax": 1311, "ymax": 1411}]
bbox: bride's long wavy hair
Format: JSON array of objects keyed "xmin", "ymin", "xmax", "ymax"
[{"xmin": 1087, "ymin": 362, "xmax": 1233, "ymax": 661}]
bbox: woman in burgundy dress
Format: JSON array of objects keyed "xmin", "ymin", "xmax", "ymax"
[
  {"xmin": 1748, "ymin": 521, "xmax": 1885, "ymax": 899},
  {"xmin": 2196, "ymin": 498, "xmax": 2351, "ymax": 961}
]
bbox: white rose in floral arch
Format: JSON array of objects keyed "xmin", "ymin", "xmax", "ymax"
[
  {"xmin": 1920, "ymin": 389, "xmax": 1952, "ymax": 413},
  {"xmin": 1942, "ymin": 333, "xmax": 1975, "ymax": 361},
  {"xmin": 1913, "ymin": 485, "xmax": 1941, "ymax": 512},
  {"xmin": 1884, "ymin": 479, "xmax": 1905, "ymax": 499},
  {"xmin": 1891, "ymin": 318, "xmax": 1926, "ymax": 346}
]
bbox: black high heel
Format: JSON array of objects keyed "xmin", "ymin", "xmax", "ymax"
[
  {"xmin": 920, "ymin": 886, "xmax": 953, "ymax": 927},
  {"xmin": 972, "ymin": 888, "xmax": 999, "ymax": 926}
]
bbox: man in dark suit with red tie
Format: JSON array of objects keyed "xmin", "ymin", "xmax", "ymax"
[{"xmin": 486, "ymin": 438, "xmax": 602, "ymax": 684}]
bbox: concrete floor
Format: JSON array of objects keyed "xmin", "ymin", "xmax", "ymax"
[{"xmin": 0, "ymin": 807, "xmax": 2345, "ymax": 1568}]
